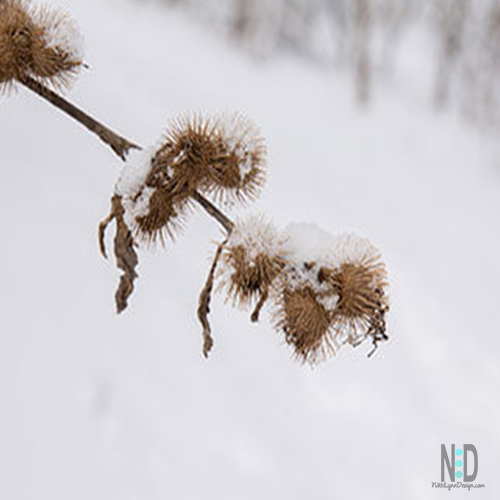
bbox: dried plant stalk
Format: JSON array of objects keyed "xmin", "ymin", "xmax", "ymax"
[
  {"xmin": 21, "ymin": 76, "xmax": 139, "ymax": 160},
  {"xmin": 99, "ymin": 195, "xmax": 139, "ymax": 314},
  {"xmin": 198, "ymin": 238, "xmax": 228, "ymax": 357},
  {"xmin": 250, "ymin": 287, "xmax": 269, "ymax": 323},
  {"xmin": 192, "ymin": 192, "xmax": 234, "ymax": 233},
  {"xmin": 13, "ymin": 78, "xmax": 235, "ymax": 236},
  {"xmin": 275, "ymin": 284, "xmax": 334, "ymax": 364}
]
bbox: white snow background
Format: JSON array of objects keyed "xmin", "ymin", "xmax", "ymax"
[{"xmin": 1, "ymin": 0, "xmax": 499, "ymax": 498}]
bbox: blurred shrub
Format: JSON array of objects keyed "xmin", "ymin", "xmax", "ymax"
[{"xmin": 151, "ymin": 0, "xmax": 500, "ymax": 127}]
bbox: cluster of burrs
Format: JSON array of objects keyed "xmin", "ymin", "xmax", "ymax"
[{"xmin": 2, "ymin": 0, "xmax": 390, "ymax": 364}]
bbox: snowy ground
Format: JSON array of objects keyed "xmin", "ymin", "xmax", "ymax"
[{"xmin": 1, "ymin": 0, "xmax": 499, "ymax": 498}]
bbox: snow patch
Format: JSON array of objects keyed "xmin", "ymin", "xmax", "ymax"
[
  {"xmin": 115, "ymin": 147, "xmax": 154, "ymax": 198},
  {"xmin": 282, "ymin": 222, "xmax": 338, "ymax": 265},
  {"xmin": 114, "ymin": 147, "xmax": 158, "ymax": 232},
  {"xmin": 283, "ymin": 223, "xmax": 381, "ymax": 268},
  {"xmin": 228, "ymin": 214, "xmax": 284, "ymax": 261},
  {"xmin": 280, "ymin": 223, "xmax": 382, "ymax": 310},
  {"xmin": 121, "ymin": 186, "xmax": 154, "ymax": 233},
  {"xmin": 43, "ymin": 11, "xmax": 85, "ymax": 62},
  {"xmin": 217, "ymin": 112, "xmax": 264, "ymax": 178}
]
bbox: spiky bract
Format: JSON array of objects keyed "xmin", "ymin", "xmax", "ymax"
[
  {"xmin": 219, "ymin": 216, "xmax": 286, "ymax": 317},
  {"xmin": 320, "ymin": 234, "xmax": 389, "ymax": 351},
  {"xmin": 275, "ymin": 283, "xmax": 333, "ymax": 364},
  {"xmin": 224, "ymin": 247, "xmax": 282, "ymax": 304},
  {"xmin": 115, "ymin": 147, "xmax": 191, "ymax": 245},
  {"xmin": 154, "ymin": 113, "xmax": 266, "ymax": 205},
  {"xmin": 113, "ymin": 113, "xmax": 266, "ymax": 245},
  {"xmin": 133, "ymin": 187, "xmax": 190, "ymax": 245},
  {"xmin": 0, "ymin": 0, "xmax": 83, "ymax": 93},
  {"xmin": 272, "ymin": 233, "xmax": 389, "ymax": 364}
]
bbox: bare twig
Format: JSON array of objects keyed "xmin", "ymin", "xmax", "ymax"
[
  {"xmin": 98, "ymin": 207, "xmax": 116, "ymax": 259},
  {"xmin": 250, "ymin": 287, "xmax": 269, "ymax": 323},
  {"xmin": 21, "ymin": 77, "xmax": 235, "ymax": 234},
  {"xmin": 192, "ymin": 192, "xmax": 234, "ymax": 233},
  {"xmin": 112, "ymin": 196, "xmax": 139, "ymax": 313},
  {"xmin": 198, "ymin": 238, "xmax": 228, "ymax": 357},
  {"xmin": 98, "ymin": 196, "xmax": 139, "ymax": 313},
  {"xmin": 20, "ymin": 76, "xmax": 139, "ymax": 160}
]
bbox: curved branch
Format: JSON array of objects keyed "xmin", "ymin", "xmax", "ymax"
[
  {"xmin": 198, "ymin": 238, "xmax": 228, "ymax": 357},
  {"xmin": 20, "ymin": 76, "xmax": 139, "ymax": 160},
  {"xmin": 19, "ymin": 77, "xmax": 234, "ymax": 234}
]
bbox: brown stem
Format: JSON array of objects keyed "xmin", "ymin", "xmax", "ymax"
[
  {"xmin": 20, "ymin": 77, "xmax": 235, "ymax": 234},
  {"xmin": 198, "ymin": 238, "xmax": 228, "ymax": 357},
  {"xmin": 250, "ymin": 287, "xmax": 269, "ymax": 323},
  {"xmin": 192, "ymin": 192, "xmax": 234, "ymax": 234},
  {"xmin": 20, "ymin": 76, "xmax": 139, "ymax": 161}
]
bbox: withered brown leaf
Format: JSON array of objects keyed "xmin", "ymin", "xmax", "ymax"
[{"xmin": 99, "ymin": 195, "xmax": 139, "ymax": 314}]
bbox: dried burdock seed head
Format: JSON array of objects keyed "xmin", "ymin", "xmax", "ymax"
[
  {"xmin": 219, "ymin": 215, "xmax": 286, "ymax": 320},
  {"xmin": 152, "ymin": 114, "xmax": 218, "ymax": 197},
  {"xmin": 203, "ymin": 112, "xmax": 266, "ymax": 203},
  {"xmin": 272, "ymin": 224, "xmax": 390, "ymax": 364},
  {"xmin": 0, "ymin": 0, "xmax": 84, "ymax": 93},
  {"xmin": 153, "ymin": 112, "xmax": 266, "ymax": 205},
  {"xmin": 319, "ymin": 234, "xmax": 389, "ymax": 354},
  {"xmin": 114, "ymin": 147, "xmax": 190, "ymax": 245},
  {"xmin": 134, "ymin": 187, "xmax": 190, "ymax": 245},
  {"xmin": 274, "ymin": 283, "xmax": 333, "ymax": 365}
]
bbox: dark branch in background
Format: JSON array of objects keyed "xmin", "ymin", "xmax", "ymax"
[{"xmin": 20, "ymin": 77, "xmax": 235, "ymax": 234}]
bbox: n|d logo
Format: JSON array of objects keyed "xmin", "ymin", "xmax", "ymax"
[{"xmin": 441, "ymin": 444, "xmax": 478, "ymax": 482}]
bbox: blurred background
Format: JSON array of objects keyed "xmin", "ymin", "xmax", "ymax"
[{"xmin": 0, "ymin": 0, "xmax": 499, "ymax": 498}]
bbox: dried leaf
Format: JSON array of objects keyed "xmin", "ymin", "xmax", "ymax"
[
  {"xmin": 99, "ymin": 195, "xmax": 139, "ymax": 314},
  {"xmin": 112, "ymin": 196, "xmax": 139, "ymax": 313}
]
